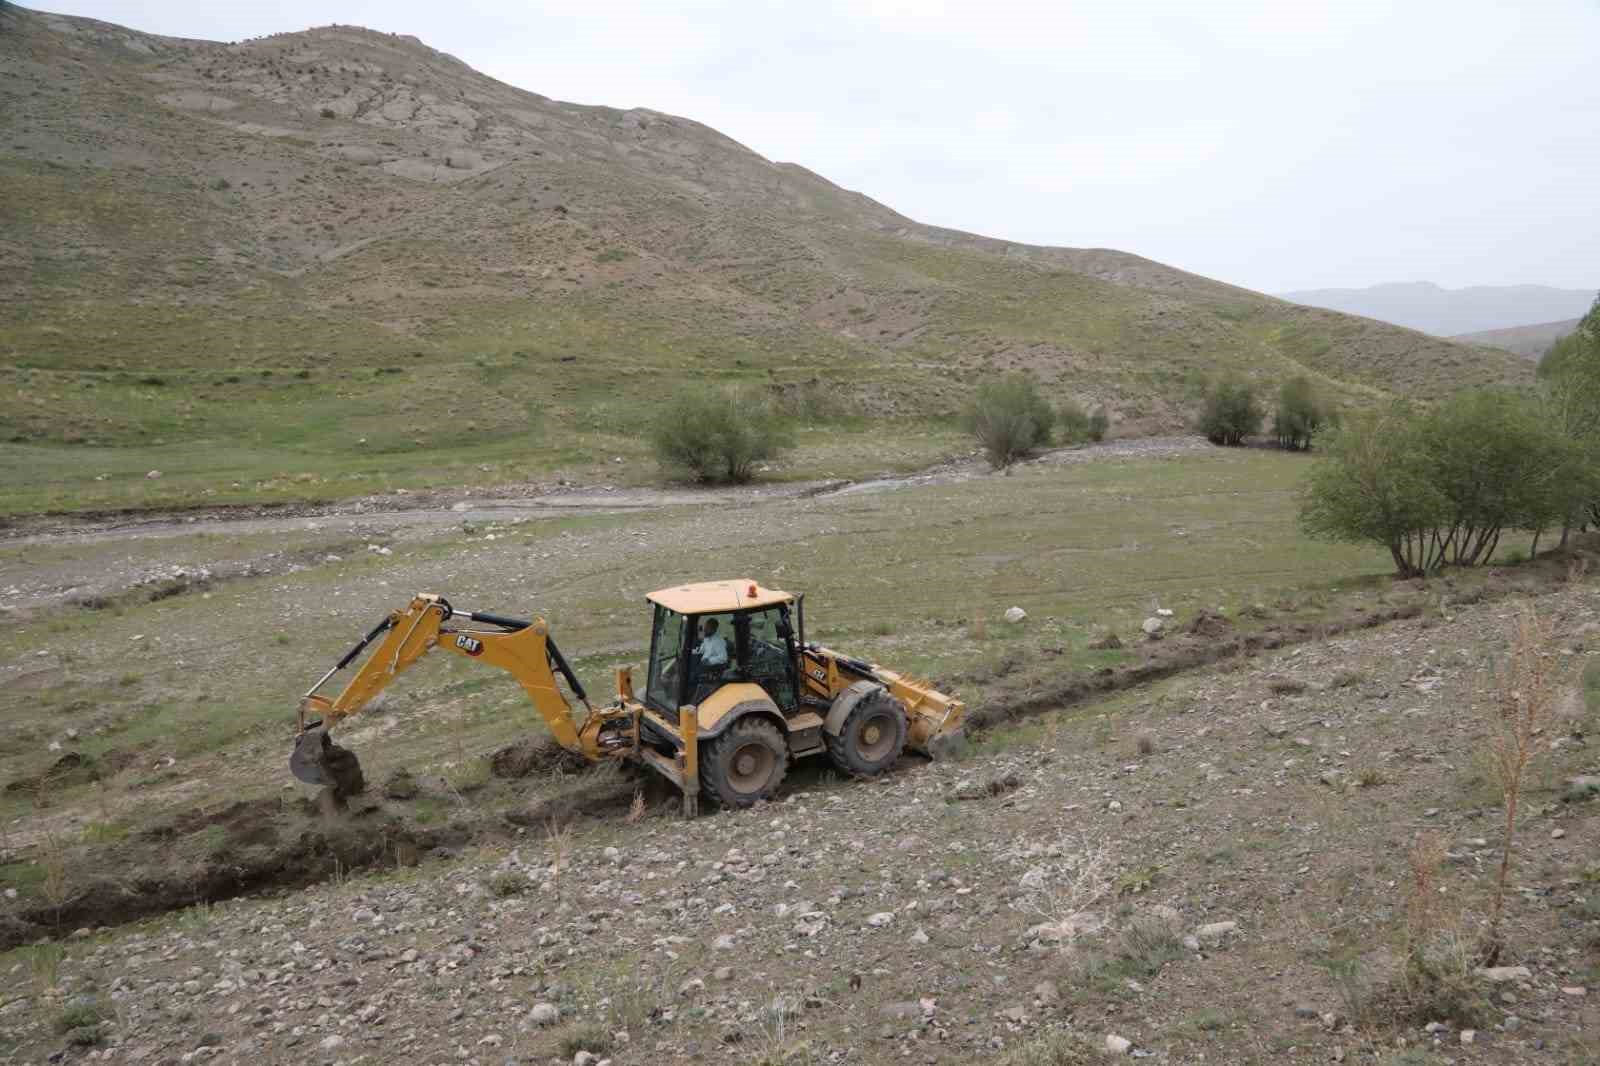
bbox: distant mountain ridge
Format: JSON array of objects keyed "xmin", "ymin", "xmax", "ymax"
[{"xmin": 1278, "ymin": 281, "xmax": 1594, "ymax": 337}]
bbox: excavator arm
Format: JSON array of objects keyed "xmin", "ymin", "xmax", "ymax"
[{"xmin": 290, "ymin": 594, "xmax": 604, "ymax": 794}]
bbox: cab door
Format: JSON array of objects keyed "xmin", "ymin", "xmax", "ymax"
[{"xmin": 737, "ymin": 604, "xmax": 800, "ymax": 711}]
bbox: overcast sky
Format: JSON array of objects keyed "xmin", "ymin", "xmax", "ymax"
[{"xmin": 39, "ymin": 0, "xmax": 1600, "ymax": 294}]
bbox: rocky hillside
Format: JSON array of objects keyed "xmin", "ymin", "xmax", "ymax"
[
  {"xmin": 1, "ymin": 6, "xmax": 1529, "ymax": 461},
  {"xmin": 1454, "ymin": 319, "xmax": 1581, "ymax": 361}
]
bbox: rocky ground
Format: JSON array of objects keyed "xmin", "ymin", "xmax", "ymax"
[{"xmin": 3, "ymin": 575, "xmax": 1596, "ymax": 1065}]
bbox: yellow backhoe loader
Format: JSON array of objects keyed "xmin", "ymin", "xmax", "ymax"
[{"xmin": 291, "ymin": 580, "xmax": 965, "ymax": 813}]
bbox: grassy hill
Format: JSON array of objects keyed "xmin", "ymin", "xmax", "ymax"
[
  {"xmin": 1453, "ymin": 317, "xmax": 1580, "ymax": 360},
  {"xmin": 0, "ymin": 6, "xmax": 1532, "ymax": 513}
]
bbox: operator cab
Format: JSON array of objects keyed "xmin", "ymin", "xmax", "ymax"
[{"xmin": 643, "ymin": 580, "xmax": 802, "ymax": 716}]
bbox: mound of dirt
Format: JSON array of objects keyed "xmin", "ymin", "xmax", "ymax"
[
  {"xmin": 490, "ymin": 736, "xmax": 589, "ymax": 778},
  {"xmin": 1184, "ymin": 608, "xmax": 1233, "ymax": 638},
  {"xmin": 3, "ymin": 749, "xmax": 137, "ymax": 796}
]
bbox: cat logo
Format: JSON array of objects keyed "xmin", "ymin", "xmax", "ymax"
[
  {"xmin": 455, "ymin": 634, "xmax": 484, "ymax": 656},
  {"xmin": 810, "ymin": 666, "xmax": 827, "ymax": 681}
]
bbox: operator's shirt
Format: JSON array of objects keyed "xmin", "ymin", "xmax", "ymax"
[{"xmin": 698, "ymin": 634, "xmax": 729, "ymax": 666}]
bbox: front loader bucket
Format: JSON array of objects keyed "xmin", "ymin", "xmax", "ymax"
[{"xmin": 290, "ymin": 726, "xmax": 366, "ymax": 797}]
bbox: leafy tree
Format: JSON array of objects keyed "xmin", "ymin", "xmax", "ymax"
[
  {"xmin": 1198, "ymin": 378, "xmax": 1264, "ymax": 446},
  {"xmin": 1299, "ymin": 403, "xmax": 1446, "ymax": 577},
  {"xmin": 1538, "ymin": 293, "xmax": 1600, "ymax": 538},
  {"xmin": 965, "ymin": 372, "xmax": 1055, "ymax": 468},
  {"xmin": 1273, "ymin": 376, "xmax": 1333, "ymax": 450},
  {"xmin": 649, "ymin": 385, "xmax": 794, "ymax": 483},
  {"xmin": 1300, "ymin": 391, "xmax": 1587, "ymax": 574},
  {"xmin": 1415, "ymin": 390, "xmax": 1577, "ymax": 565}
]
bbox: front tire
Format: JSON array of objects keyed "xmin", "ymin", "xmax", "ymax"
[
  {"xmin": 701, "ymin": 717, "xmax": 788, "ymax": 808},
  {"xmin": 825, "ymin": 689, "xmax": 907, "ymax": 777}
]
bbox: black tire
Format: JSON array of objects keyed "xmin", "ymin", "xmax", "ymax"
[
  {"xmin": 825, "ymin": 688, "xmax": 907, "ymax": 778},
  {"xmin": 700, "ymin": 717, "xmax": 787, "ymax": 808}
]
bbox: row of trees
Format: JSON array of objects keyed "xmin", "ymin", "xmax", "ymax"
[
  {"xmin": 1197, "ymin": 375, "xmax": 1335, "ymax": 449},
  {"xmin": 648, "ymin": 374, "xmax": 1114, "ymax": 482},
  {"xmin": 1300, "ymin": 296, "xmax": 1600, "ymax": 576}
]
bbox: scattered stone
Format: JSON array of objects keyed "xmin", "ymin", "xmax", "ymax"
[
  {"xmin": 1560, "ymin": 986, "xmax": 1587, "ymax": 997},
  {"xmin": 713, "ymin": 966, "xmax": 733, "ymax": 981},
  {"xmin": 1033, "ymin": 981, "xmax": 1059, "ymax": 1006},
  {"xmin": 1476, "ymin": 966, "xmax": 1531, "ymax": 983},
  {"xmin": 1460, "ymin": 1029, "xmax": 1476, "ymax": 1045},
  {"xmin": 713, "ymin": 933, "xmax": 737, "ymax": 949},
  {"xmin": 1182, "ymin": 935, "xmax": 1201, "ymax": 952},
  {"xmin": 574, "ymin": 1052, "xmax": 598, "ymax": 1066},
  {"xmin": 909, "ymin": 928, "xmax": 929, "ymax": 945},
  {"xmin": 319, "ymin": 1035, "xmax": 344, "ymax": 1051},
  {"xmin": 1551, "ymin": 828, "xmax": 1566, "ymax": 840},
  {"xmin": 867, "ymin": 912, "xmax": 895, "ymax": 927},
  {"xmin": 529, "ymin": 1002, "xmax": 560, "ymax": 1026},
  {"xmin": 1196, "ymin": 921, "xmax": 1237, "ymax": 944},
  {"xmin": 1565, "ymin": 775, "xmax": 1600, "ymax": 802},
  {"xmin": 1294, "ymin": 1005, "xmax": 1319, "ymax": 1019},
  {"xmin": 145, "ymin": 469, "xmax": 162, "ymax": 479},
  {"xmin": 1003, "ymin": 606, "xmax": 1027, "ymax": 624},
  {"xmin": 1141, "ymin": 617, "xmax": 1165, "ymax": 639},
  {"xmin": 1105, "ymin": 1033, "xmax": 1132, "ymax": 1054}
]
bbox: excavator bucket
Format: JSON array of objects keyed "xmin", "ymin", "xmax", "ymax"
[{"xmin": 289, "ymin": 726, "xmax": 366, "ymax": 796}]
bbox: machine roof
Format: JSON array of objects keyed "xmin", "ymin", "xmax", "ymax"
[{"xmin": 646, "ymin": 579, "xmax": 793, "ymax": 614}]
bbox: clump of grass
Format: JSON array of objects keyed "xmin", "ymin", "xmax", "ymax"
[
  {"xmin": 80, "ymin": 820, "xmax": 126, "ymax": 843},
  {"xmin": 1073, "ymin": 912, "xmax": 1187, "ymax": 992},
  {"xmin": 444, "ymin": 757, "xmax": 492, "ymax": 795},
  {"xmin": 1384, "ymin": 833, "xmax": 1491, "ymax": 1027},
  {"xmin": 1483, "ymin": 603, "xmax": 1564, "ymax": 959},
  {"xmin": 486, "ymin": 870, "xmax": 526, "ymax": 898},
  {"xmin": 557, "ymin": 1022, "xmax": 615, "ymax": 1057},
  {"xmin": 546, "ymin": 817, "xmax": 573, "ymax": 902},
  {"xmin": 995, "ymin": 1030, "xmax": 1099, "ymax": 1065},
  {"xmin": 1356, "ymin": 767, "xmax": 1388, "ymax": 789},
  {"xmin": 1327, "ymin": 668, "xmax": 1366, "ymax": 689},
  {"xmin": 29, "ymin": 942, "xmax": 64, "ymax": 992},
  {"xmin": 54, "ymin": 997, "xmax": 109, "ymax": 1033}
]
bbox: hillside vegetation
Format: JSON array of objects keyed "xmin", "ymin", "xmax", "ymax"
[{"xmin": 0, "ymin": 6, "xmax": 1530, "ymax": 513}]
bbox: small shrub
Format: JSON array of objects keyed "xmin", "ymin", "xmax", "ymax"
[
  {"xmin": 1273, "ymin": 375, "xmax": 1333, "ymax": 449},
  {"xmin": 649, "ymin": 385, "xmax": 794, "ymax": 483},
  {"xmin": 1087, "ymin": 406, "xmax": 1110, "ymax": 442},
  {"xmin": 55, "ymin": 998, "xmax": 109, "ymax": 1034},
  {"xmin": 319, "ymin": 107, "xmax": 336, "ymax": 119},
  {"xmin": 486, "ymin": 870, "xmax": 527, "ymax": 897},
  {"xmin": 1197, "ymin": 377, "xmax": 1263, "ymax": 446},
  {"xmin": 1056, "ymin": 398, "xmax": 1090, "ymax": 444},
  {"xmin": 965, "ymin": 372, "xmax": 1055, "ymax": 468}
]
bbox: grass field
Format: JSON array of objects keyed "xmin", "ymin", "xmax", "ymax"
[{"xmin": 0, "ymin": 448, "xmax": 1390, "ymax": 823}]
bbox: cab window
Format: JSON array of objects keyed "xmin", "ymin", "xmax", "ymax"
[
  {"xmin": 741, "ymin": 605, "xmax": 797, "ymax": 709},
  {"xmin": 645, "ymin": 605, "xmax": 686, "ymax": 711},
  {"xmin": 688, "ymin": 612, "xmax": 735, "ymax": 706}
]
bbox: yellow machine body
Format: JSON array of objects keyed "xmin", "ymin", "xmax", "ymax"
[{"xmin": 293, "ymin": 582, "xmax": 966, "ymax": 813}]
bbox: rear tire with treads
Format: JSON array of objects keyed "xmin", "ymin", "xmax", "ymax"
[{"xmin": 700, "ymin": 717, "xmax": 787, "ymax": 808}]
